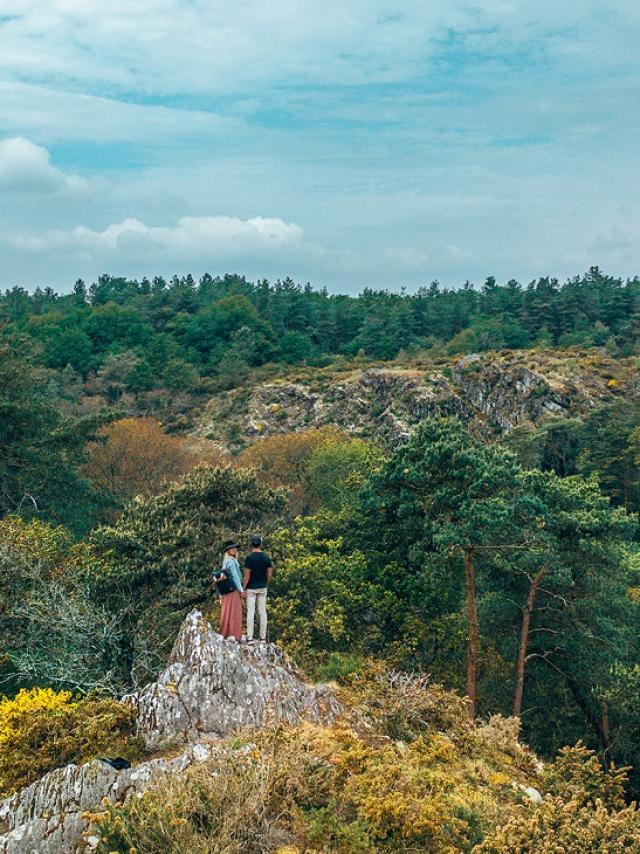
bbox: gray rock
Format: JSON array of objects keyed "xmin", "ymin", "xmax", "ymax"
[
  {"xmin": 0, "ymin": 743, "xmax": 213, "ymax": 853},
  {"xmin": 125, "ymin": 610, "xmax": 341, "ymax": 748},
  {"xmin": 0, "ymin": 611, "xmax": 340, "ymax": 853},
  {"xmin": 521, "ymin": 785, "xmax": 544, "ymax": 804}
]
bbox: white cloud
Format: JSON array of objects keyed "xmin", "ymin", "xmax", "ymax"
[
  {"xmin": 8, "ymin": 214, "xmax": 305, "ymax": 257},
  {"xmin": 0, "ymin": 2, "xmax": 639, "ymax": 291},
  {"xmin": 0, "ymin": 136, "xmax": 87, "ymax": 192},
  {"xmin": 0, "ymin": 81, "xmax": 235, "ymax": 145},
  {"xmin": 1, "ymin": 1, "xmax": 636, "ymax": 98}
]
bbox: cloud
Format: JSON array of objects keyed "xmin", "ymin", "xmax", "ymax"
[
  {"xmin": 8, "ymin": 214, "xmax": 305, "ymax": 258},
  {"xmin": 0, "ymin": 136, "xmax": 87, "ymax": 192},
  {"xmin": 0, "ymin": 81, "xmax": 235, "ymax": 145},
  {"xmin": 2, "ymin": 1, "xmax": 637, "ymax": 99},
  {"xmin": 0, "ymin": 3, "xmax": 639, "ymax": 291}
]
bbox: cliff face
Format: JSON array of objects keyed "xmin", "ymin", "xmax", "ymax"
[
  {"xmin": 0, "ymin": 611, "xmax": 340, "ymax": 853},
  {"xmin": 196, "ymin": 349, "xmax": 628, "ymax": 449}
]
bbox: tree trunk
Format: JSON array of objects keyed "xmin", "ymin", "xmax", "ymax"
[
  {"xmin": 464, "ymin": 547, "xmax": 478, "ymax": 721},
  {"xmin": 600, "ymin": 696, "xmax": 611, "ymax": 762},
  {"xmin": 513, "ymin": 565, "xmax": 547, "ymax": 717}
]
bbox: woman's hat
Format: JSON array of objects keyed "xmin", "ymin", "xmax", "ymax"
[{"xmin": 222, "ymin": 539, "xmax": 239, "ymax": 551}]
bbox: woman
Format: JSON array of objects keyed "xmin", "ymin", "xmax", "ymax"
[{"xmin": 214, "ymin": 539, "xmax": 244, "ymax": 640}]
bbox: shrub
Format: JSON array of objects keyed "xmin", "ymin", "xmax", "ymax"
[
  {"xmin": 0, "ymin": 516, "xmax": 127, "ymax": 696},
  {"xmin": 93, "ymin": 675, "xmax": 541, "ymax": 853},
  {"xmin": 93, "ymin": 721, "xmax": 519, "ymax": 854},
  {"xmin": 345, "ymin": 664, "xmax": 472, "ymax": 743},
  {"xmin": 84, "ymin": 417, "xmax": 222, "ymax": 507},
  {"xmin": 472, "ymin": 797, "xmax": 640, "ymax": 853},
  {"xmin": 544, "ymin": 742, "xmax": 628, "ymax": 809},
  {"xmin": 90, "ymin": 465, "xmax": 288, "ymax": 687},
  {"xmin": 269, "ymin": 515, "xmax": 393, "ymax": 670},
  {"xmin": 0, "ymin": 688, "xmax": 142, "ymax": 796},
  {"xmin": 473, "ymin": 743, "xmax": 640, "ymax": 853}
]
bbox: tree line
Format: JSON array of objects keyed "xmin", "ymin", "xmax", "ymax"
[{"xmin": 2, "ymin": 267, "xmax": 640, "ymax": 397}]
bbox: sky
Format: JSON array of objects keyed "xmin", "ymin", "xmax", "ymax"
[{"xmin": 0, "ymin": 1, "xmax": 639, "ymax": 294}]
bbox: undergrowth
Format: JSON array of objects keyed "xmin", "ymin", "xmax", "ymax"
[{"xmin": 91, "ymin": 671, "xmax": 555, "ymax": 854}]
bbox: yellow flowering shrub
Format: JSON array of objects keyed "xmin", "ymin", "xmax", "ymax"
[
  {"xmin": 473, "ymin": 797, "xmax": 640, "ymax": 853},
  {"xmin": 0, "ymin": 687, "xmax": 75, "ymax": 743},
  {"xmin": 0, "ymin": 688, "xmax": 142, "ymax": 796},
  {"xmin": 473, "ymin": 743, "xmax": 640, "ymax": 853}
]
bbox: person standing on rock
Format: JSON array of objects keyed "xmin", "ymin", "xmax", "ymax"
[
  {"xmin": 214, "ymin": 539, "xmax": 244, "ymax": 641},
  {"xmin": 243, "ymin": 534, "xmax": 274, "ymax": 644}
]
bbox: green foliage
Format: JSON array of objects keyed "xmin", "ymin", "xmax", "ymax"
[
  {"xmin": 0, "ymin": 345, "xmax": 110, "ymax": 534},
  {"xmin": 474, "ymin": 744, "xmax": 640, "ymax": 853},
  {"xmin": 270, "ymin": 513, "xmax": 395, "ymax": 670},
  {"xmin": 357, "ymin": 417, "xmax": 638, "ymax": 784},
  {"xmin": 578, "ymin": 400, "xmax": 640, "ymax": 512},
  {"xmin": 504, "ymin": 417, "xmax": 585, "ymax": 477},
  {"xmin": 306, "ymin": 438, "xmax": 384, "ymax": 511},
  {"xmin": 3, "ymin": 268, "xmax": 640, "ymax": 402},
  {"xmin": 0, "ymin": 687, "xmax": 141, "ymax": 797},
  {"xmin": 544, "ymin": 743, "xmax": 628, "ymax": 809},
  {"xmin": 239, "ymin": 427, "xmax": 361, "ymax": 515},
  {"xmin": 162, "ymin": 357, "xmax": 200, "ymax": 391},
  {"xmin": 0, "ymin": 516, "xmax": 127, "ymax": 695}
]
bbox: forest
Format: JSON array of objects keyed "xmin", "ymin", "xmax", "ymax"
[
  {"xmin": 2, "ymin": 268, "xmax": 640, "ymax": 850},
  {"xmin": 2, "ymin": 267, "xmax": 640, "ymax": 393}
]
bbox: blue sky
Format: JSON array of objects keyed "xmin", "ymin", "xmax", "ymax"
[{"xmin": 0, "ymin": 1, "xmax": 638, "ymax": 293}]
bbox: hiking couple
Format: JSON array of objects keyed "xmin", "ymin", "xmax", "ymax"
[{"xmin": 214, "ymin": 534, "xmax": 273, "ymax": 644}]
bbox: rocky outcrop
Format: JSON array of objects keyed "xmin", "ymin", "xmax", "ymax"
[
  {"xmin": 125, "ymin": 610, "xmax": 341, "ymax": 748},
  {"xmin": 196, "ymin": 349, "xmax": 622, "ymax": 449},
  {"xmin": 0, "ymin": 611, "xmax": 340, "ymax": 853},
  {"xmin": 0, "ymin": 743, "xmax": 213, "ymax": 854},
  {"xmin": 451, "ymin": 357, "xmax": 577, "ymax": 430}
]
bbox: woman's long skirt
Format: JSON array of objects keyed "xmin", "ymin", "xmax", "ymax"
[{"xmin": 219, "ymin": 590, "xmax": 243, "ymax": 640}]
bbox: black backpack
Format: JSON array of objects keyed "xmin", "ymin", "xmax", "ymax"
[{"xmin": 213, "ymin": 570, "xmax": 235, "ymax": 596}]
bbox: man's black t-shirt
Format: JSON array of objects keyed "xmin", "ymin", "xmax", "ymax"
[{"xmin": 244, "ymin": 551, "xmax": 273, "ymax": 589}]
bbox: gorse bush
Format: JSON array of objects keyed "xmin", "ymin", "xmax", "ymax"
[
  {"xmin": 474, "ymin": 744, "xmax": 640, "ymax": 853},
  {"xmin": 0, "ymin": 687, "xmax": 142, "ymax": 796},
  {"xmin": 91, "ymin": 720, "xmax": 640, "ymax": 854},
  {"xmin": 94, "ymin": 723, "xmax": 510, "ymax": 854}
]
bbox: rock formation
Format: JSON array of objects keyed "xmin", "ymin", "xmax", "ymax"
[
  {"xmin": 125, "ymin": 609, "xmax": 341, "ymax": 748},
  {"xmin": 195, "ymin": 349, "xmax": 625, "ymax": 450},
  {"xmin": 0, "ymin": 611, "xmax": 340, "ymax": 853},
  {"xmin": 0, "ymin": 743, "xmax": 212, "ymax": 854}
]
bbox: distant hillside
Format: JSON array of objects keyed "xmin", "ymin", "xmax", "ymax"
[{"xmin": 193, "ymin": 348, "xmax": 636, "ymax": 452}]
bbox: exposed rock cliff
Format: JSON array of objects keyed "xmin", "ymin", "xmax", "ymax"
[
  {"xmin": 195, "ymin": 349, "xmax": 629, "ymax": 449},
  {"xmin": 0, "ymin": 611, "xmax": 339, "ymax": 853}
]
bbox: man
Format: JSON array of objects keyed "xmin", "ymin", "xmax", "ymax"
[{"xmin": 243, "ymin": 534, "xmax": 274, "ymax": 644}]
